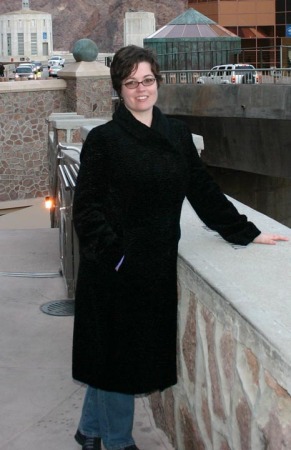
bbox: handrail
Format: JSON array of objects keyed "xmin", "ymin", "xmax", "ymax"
[
  {"xmin": 63, "ymin": 165, "xmax": 76, "ymax": 189},
  {"xmin": 69, "ymin": 163, "xmax": 79, "ymax": 180},
  {"xmin": 58, "ymin": 165, "xmax": 70, "ymax": 191},
  {"xmin": 57, "ymin": 142, "xmax": 81, "ymax": 155}
]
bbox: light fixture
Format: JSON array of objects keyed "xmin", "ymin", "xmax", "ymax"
[{"xmin": 45, "ymin": 196, "xmax": 54, "ymax": 209}]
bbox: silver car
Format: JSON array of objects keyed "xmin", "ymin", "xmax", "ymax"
[
  {"xmin": 14, "ymin": 66, "xmax": 35, "ymax": 80},
  {"xmin": 197, "ymin": 64, "xmax": 259, "ymax": 85},
  {"xmin": 48, "ymin": 55, "xmax": 65, "ymax": 68},
  {"xmin": 48, "ymin": 65, "xmax": 62, "ymax": 78}
]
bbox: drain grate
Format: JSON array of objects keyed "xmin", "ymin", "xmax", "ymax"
[{"xmin": 40, "ymin": 299, "xmax": 75, "ymax": 316}]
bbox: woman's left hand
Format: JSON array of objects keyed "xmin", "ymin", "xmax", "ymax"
[{"xmin": 253, "ymin": 233, "xmax": 289, "ymax": 245}]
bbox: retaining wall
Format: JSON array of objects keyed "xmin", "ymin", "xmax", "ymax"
[
  {"xmin": 157, "ymin": 84, "xmax": 291, "ymax": 179},
  {"xmin": 156, "ymin": 84, "xmax": 291, "ymax": 227},
  {"xmin": 151, "ymin": 200, "xmax": 291, "ymax": 450}
]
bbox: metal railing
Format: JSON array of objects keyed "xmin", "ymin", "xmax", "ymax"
[
  {"xmin": 161, "ymin": 68, "xmax": 291, "ymax": 85},
  {"xmin": 156, "ymin": 45, "xmax": 291, "ymax": 71}
]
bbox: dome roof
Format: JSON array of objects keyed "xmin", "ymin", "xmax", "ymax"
[
  {"xmin": 169, "ymin": 8, "xmax": 215, "ymax": 25},
  {"xmin": 146, "ymin": 8, "xmax": 238, "ymax": 39}
]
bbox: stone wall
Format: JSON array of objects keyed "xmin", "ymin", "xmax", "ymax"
[
  {"xmin": 0, "ymin": 64, "xmax": 113, "ymax": 201},
  {"xmin": 65, "ymin": 78, "xmax": 112, "ymax": 118},
  {"xmin": 150, "ymin": 200, "xmax": 291, "ymax": 450},
  {"xmin": 0, "ymin": 81, "xmax": 67, "ymax": 201}
]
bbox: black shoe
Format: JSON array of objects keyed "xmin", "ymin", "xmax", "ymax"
[
  {"xmin": 74, "ymin": 430, "xmax": 102, "ymax": 450},
  {"xmin": 124, "ymin": 446, "xmax": 141, "ymax": 450}
]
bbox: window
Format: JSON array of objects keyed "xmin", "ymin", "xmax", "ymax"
[
  {"xmin": 18, "ymin": 33, "xmax": 24, "ymax": 55},
  {"xmin": 42, "ymin": 42, "xmax": 48, "ymax": 56},
  {"xmin": 31, "ymin": 33, "xmax": 37, "ymax": 55},
  {"xmin": 7, "ymin": 33, "xmax": 11, "ymax": 56},
  {"xmin": 169, "ymin": 73, "xmax": 177, "ymax": 84},
  {"xmin": 276, "ymin": 0, "xmax": 285, "ymax": 12},
  {"xmin": 226, "ymin": 66, "xmax": 233, "ymax": 75},
  {"xmin": 180, "ymin": 73, "xmax": 187, "ymax": 83},
  {"xmin": 276, "ymin": 12, "xmax": 286, "ymax": 24}
]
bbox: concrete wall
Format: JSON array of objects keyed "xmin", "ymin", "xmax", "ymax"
[
  {"xmin": 157, "ymin": 83, "xmax": 291, "ymax": 178},
  {"xmin": 156, "ymin": 83, "xmax": 291, "ymax": 227},
  {"xmin": 151, "ymin": 199, "xmax": 291, "ymax": 450}
]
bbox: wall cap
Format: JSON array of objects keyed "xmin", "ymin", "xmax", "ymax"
[
  {"xmin": 179, "ymin": 198, "xmax": 291, "ymax": 387},
  {"xmin": 59, "ymin": 60, "xmax": 110, "ymax": 79},
  {"xmin": 0, "ymin": 79, "xmax": 66, "ymax": 93}
]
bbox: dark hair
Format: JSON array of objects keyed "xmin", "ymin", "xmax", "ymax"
[{"xmin": 110, "ymin": 45, "xmax": 163, "ymax": 97}]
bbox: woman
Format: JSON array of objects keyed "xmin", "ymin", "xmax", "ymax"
[{"xmin": 72, "ymin": 45, "xmax": 287, "ymax": 450}]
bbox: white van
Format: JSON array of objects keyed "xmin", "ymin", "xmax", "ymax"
[{"xmin": 196, "ymin": 64, "xmax": 259, "ymax": 85}]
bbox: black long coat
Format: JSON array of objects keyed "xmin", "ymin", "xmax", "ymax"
[{"xmin": 72, "ymin": 104, "xmax": 260, "ymax": 394}]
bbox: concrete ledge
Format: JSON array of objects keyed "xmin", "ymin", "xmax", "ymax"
[
  {"xmin": 179, "ymin": 198, "xmax": 291, "ymax": 384},
  {"xmin": 59, "ymin": 60, "xmax": 110, "ymax": 78},
  {"xmin": 0, "ymin": 79, "xmax": 66, "ymax": 93},
  {"xmin": 157, "ymin": 83, "xmax": 291, "ymax": 120}
]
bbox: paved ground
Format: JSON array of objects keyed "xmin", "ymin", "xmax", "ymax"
[{"xmin": 0, "ymin": 199, "xmax": 174, "ymax": 450}]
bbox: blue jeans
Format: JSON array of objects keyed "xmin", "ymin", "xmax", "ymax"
[{"xmin": 78, "ymin": 385, "xmax": 135, "ymax": 450}]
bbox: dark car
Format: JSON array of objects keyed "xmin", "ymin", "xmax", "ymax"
[{"xmin": 31, "ymin": 60, "xmax": 43, "ymax": 72}]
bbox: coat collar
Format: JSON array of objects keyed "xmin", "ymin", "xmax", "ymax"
[{"xmin": 112, "ymin": 103, "xmax": 174, "ymax": 147}]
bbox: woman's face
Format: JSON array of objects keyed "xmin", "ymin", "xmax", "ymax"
[{"xmin": 120, "ymin": 61, "xmax": 158, "ymax": 119}]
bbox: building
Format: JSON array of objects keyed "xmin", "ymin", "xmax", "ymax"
[
  {"xmin": 188, "ymin": 0, "xmax": 291, "ymax": 67},
  {"xmin": 124, "ymin": 11, "xmax": 155, "ymax": 48},
  {"xmin": 144, "ymin": 8, "xmax": 241, "ymax": 70},
  {"xmin": 0, "ymin": 0, "xmax": 53, "ymax": 62}
]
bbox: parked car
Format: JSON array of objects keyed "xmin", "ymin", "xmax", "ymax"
[
  {"xmin": 48, "ymin": 65, "xmax": 62, "ymax": 78},
  {"xmin": 196, "ymin": 64, "xmax": 259, "ymax": 84},
  {"xmin": 14, "ymin": 66, "xmax": 35, "ymax": 80},
  {"xmin": 48, "ymin": 55, "xmax": 65, "ymax": 68},
  {"xmin": 31, "ymin": 60, "xmax": 43, "ymax": 72},
  {"xmin": 19, "ymin": 63, "xmax": 37, "ymax": 73}
]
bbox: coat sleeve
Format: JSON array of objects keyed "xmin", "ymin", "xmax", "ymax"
[
  {"xmin": 180, "ymin": 124, "xmax": 261, "ymax": 245},
  {"xmin": 73, "ymin": 128, "xmax": 123, "ymax": 267}
]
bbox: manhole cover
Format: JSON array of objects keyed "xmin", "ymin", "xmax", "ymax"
[{"xmin": 40, "ymin": 299, "xmax": 75, "ymax": 316}]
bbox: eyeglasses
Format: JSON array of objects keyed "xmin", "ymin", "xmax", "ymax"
[{"xmin": 123, "ymin": 77, "xmax": 156, "ymax": 89}]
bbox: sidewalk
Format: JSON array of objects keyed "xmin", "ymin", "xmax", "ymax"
[{"xmin": 0, "ymin": 199, "xmax": 174, "ymax": 450}]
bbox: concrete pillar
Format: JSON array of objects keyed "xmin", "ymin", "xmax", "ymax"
[{"xmin": 59, "ymin": 61, "xmax": 113, "ymax": 118}]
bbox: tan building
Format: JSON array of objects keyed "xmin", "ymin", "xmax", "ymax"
[
  {"xmin": 188, "ymin": 0, "xmax": 291, "ymax": 67},
  {"xmin": 0, "ymin": 0, "xmax": 53, "ymax": 63},
  {"xmin": 124, "ymin": 11, "xmax": 155, "ymax": 48}
]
